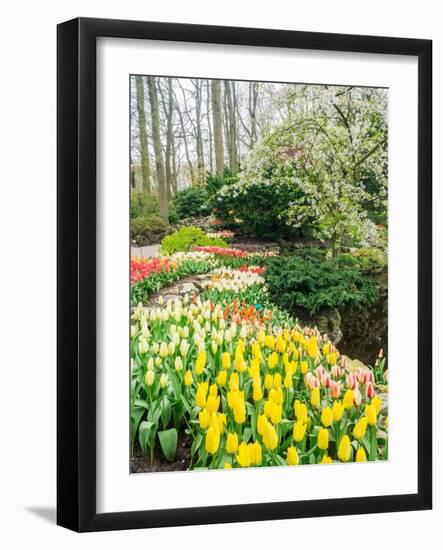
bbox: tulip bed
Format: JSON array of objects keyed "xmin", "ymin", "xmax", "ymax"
[{"xmin": 130, "ymin": 260, "xmax": 388, "ymax": 470}]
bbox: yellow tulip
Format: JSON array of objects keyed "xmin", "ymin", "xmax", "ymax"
[
  {"xmin": 159, "ymin": 373, "xmax": 169, "ymax": 388},
  {"xmin": 343, "ymin": 389, "xmax": 355, "ymax": 410},
  {"xmin": 236, "ymin": 442, "xmax": 251, "ymax": 467},
  {"xmin": 195, "ymin": 382, "xmax": 208, "ymax": 408},
  {"xmin": 353, "ymin": 417, "xmax": 368, "ymax": 440},
  {"xmin": 365, "ymin": 404, "xmax": 377, "ymax": 426},
  {"xmin": 306, "ymin": 336, "xmax": 317, "ymax": 359},
  {"xmin": 226, "ymin": 432, "xmax": 239, "ymax": 454},
  {"xmin": 144, "ymin": 370, "xmax": 155, "ymax": 387},
  {"xmin": 221, "ymin": 352, "xmax": 231, "ymax": 370},
  {"xmin": 195, "ymin": 350, "xmax": 206, "ymax": 375},
  {"xmin": 205, "ymin": 425, "xmax": 220, "ymax": 455},
  {"xmin": 229, "ymin": 372, "xmax": 239, "ymax": 392},
  {"xmin": 317, "ymin": 428, "xmax": 329, "ymax": 450},
  {"xmin": 217, "ymin": 413, "xmax": 227, "ymax": 434},
  {"xmin": 327, "ymin": 352, "xmax": 337, "ymax": 365},
  {"xmin": 294, "ymin": 400, "xmax": 308, "ymax": 423},
  {"xmin": 206, "ymin": 394, "xmax": 220, "ymax": 414},
  {"xmin": 284, "ymin": 373, "xmax": 293, "ymax": 389},
  {"xmin": 257, "ymin": 414, "xmax": 267, "ymax": 436},
  {"xmin": 159, "ymin": 342, "xmax": 169, "ymax": 358},
  {"xmin": 248, "ymin": 358, "xmax": 260, "ymax": 379},
  {"xmin": 372, "ymin": 396, "xmax": 382, "ymax": 414},
  {"xmin": 257, "ymin": 330, "xmax": 265, "ymax": 345},
  {"xmin": 293, "ymin": 420, "xmax": 306, "ymax": 442},
  {"xmin": 320, "ymin": 454, "xmax": 333, "ymax": 464},
  {"xmin": 234, "ymin": 353, "xmax": 247, "ymax": 373},
  {"xmin": 276, "ymin": 334, "xmax": 286, "ymax": 353},
  {"xmin": 253, "ymin": 381, "xmax": 263, "ymax": 402},
  {"xmin": 268, "ymin": 352, "xmax": 279, "ymax": 369},
  {"xmin": 311, "ymin": 387, "xmax": 320, "ymax": 408},
  {"xmin": 270, "ymin": 403, "xmax": 282, "ymax": 425},
  {"xmin": 264, "ymin": 373, "xmax": 273, "ymax": 390},
  {"xmin": 287, "ymin": 446, "xmax": 299, "ymax": 466},
  {"xmin": 264, "ymin": 399, "xmax": 274, "ymax": 419},
  {"xmin": 184, "ymin": 370, "xmax": 193, "ymax": 386},
  {"xmin": 249, "ymin": 441, "xmax": 262, "ymax": 466},
  {"xmin": 262, "ymin": 421, "xmax": 278, "ymax": 451},
  {"xmin": 251, "ymin": 342, "xmax": 262, "ymax": 361},
  {"xmin": 199, "ymin": 408, "xmax": 210, "ymax": 429},
  {"xmin": 224, "ymin": 463, "xmax": 232, "ymax": 469},
  {"xmin": 356, "ymin": 447, "xmax": 367, "ymax": 462},
  {"xmin": 300, "ymin": 360, "xmax": 308, "ymax": 375},
  {"xmin": 233, "ymin": 400, "xmax": 246, "ymax": 424},
  {"xmin": 321, "ymin": 407, "xmax": 333, "ymax": 428},
  {"xmin": 332, "ymin": 400, "xmax": 344, "ymax": 421},
  {"xmin": 265, "ymin": 334, "xmax": 275, "ymax": 349},
  {"xmin": 216, "ymin": 370, "xmax": 227, "ymax": 386},
  {"xmin": 338, "ymin": 435, "xmax": 352, "ymax": 462},
  {"xmin": 273, "ymin": 373, "xmax": 282, "ymax": 388}
]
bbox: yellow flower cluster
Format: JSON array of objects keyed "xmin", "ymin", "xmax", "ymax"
[{"xmin": 131, "ymin": 292, "xmax": 388, "ymax": 470}]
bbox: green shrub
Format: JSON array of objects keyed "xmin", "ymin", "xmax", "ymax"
[
  {"xmin": 131, "ymin": 215, "xmax": 168, "ymax": 240},
  {"xmin": 206, "ymin": 168, "xmax": 239, "ymax": 200},
  {"xmin": 265, "ymin": 249, "xmax": 379, "ymax": 314},
  {"xmin": 161, "ymin": 226, "xmax": 227, "ymax": 254},
  {"xmin": 171, "ymin": 187, "xmax": 210, "ymax": 220},
  {"xmin": 214, "ymin": 179, "xmax": 305, "ymax": 238},
  {"xmin": 131, "ymin": 191, "xmax": 159, "ymax": 219}
]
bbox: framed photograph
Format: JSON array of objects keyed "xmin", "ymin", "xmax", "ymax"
[{"xmin": 57, "ymin": 17, "xmax": 432, "ymax": 532}]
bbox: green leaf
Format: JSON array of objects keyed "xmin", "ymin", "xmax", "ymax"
[
  {"xmin": 130, "ymin": 407, "xmax": 145, "ymax": 444},
  {"xmin": 191, "ymin": 433, "xmax": 203, "ymax": 456},
  {"xmin": 138, "ymin": 421, "xmax": 155, "ymax": 455},
  {"xmin": 134, "ymin": 399, "xmax": 149, "ymax": 410},
  {"xmin": 158, "ymin": 428, "xmax": 178, "ymax": 462},
  {"xmin": 161, "ymin": 395, "xmax": 172, "ymax": 428}
]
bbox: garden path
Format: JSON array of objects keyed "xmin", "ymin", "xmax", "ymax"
[{"xmin": 131, "ymin": 243, "xmax": 161, "ymax": 258}]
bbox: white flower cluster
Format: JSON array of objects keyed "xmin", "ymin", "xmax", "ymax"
[{"xmin": 203, "ymin": 268, "xmax": 265, "ymax": 294}]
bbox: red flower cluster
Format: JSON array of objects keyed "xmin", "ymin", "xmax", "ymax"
[
  {"xmin": 193, "ymin": 246, "xmax": 247, "ymax": 257},
  {"xmin": 130, "ymin": 257, "xmax": 174, "ymax": 284},
  {"xmin": 237, "ymin": 265, "xmax": 265, "ymax": 275}
]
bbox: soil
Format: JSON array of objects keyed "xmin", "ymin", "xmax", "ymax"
[
  {"xmin": 230, "ymin": 237, "xmax": 280, "ymax": 253},
  {"xmin": 130, "ymin": 433, "xmax": 192, "ymax": 474}
]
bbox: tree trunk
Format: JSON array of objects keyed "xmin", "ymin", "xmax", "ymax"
[
  {"xmin": 249, "ymin": 81, "xmax": 258, "ymax": 147},
  {"xmin": 135, "ymin": 76, "xmax": 151, "ymax": 192},
  {"xmin": 163, "ymin": 78, "xmax": 174, "ymax": 199},
  {"xmin": 211, "ymin": 80, "xmax": 224, "ymax": 174},
  {"xmin": 194, "ymin": 80, "xmax": 205, "ymax": 185},
  {"xmin": 224, "ymin": 80, "xmax": 238, "ymax": 172},
  {"xmin": 147, "ymin": 76, "xmax": 168, "ymax": 223},
  {"xmin": 206, "ymin": 80, "xmax": 213, "ymax": 173}
]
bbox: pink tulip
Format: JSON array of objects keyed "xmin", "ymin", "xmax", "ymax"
[
  {"xmin": 346, "ymin": 373, "xmax": 356, "ymax": 389},
  {"xmin": 366, "ymin": 369, "xmax": 375, "ymax": 384},
  {"xmin": 366, "ymin": 382, "xmax": 375, "ymax": 398},
  {"xmin": 330, "ymin": 380, "xmax": 341, "ymax": 398},
  {"xmin": 357, "ymin": 368, "xmax": 367, "ymax": 384},
  {"xmin": 331, "ymin": 365, "xmax": 341, "ymax": 378},
  {"xmin": 321, "ymin": 373, "xmax": 331, "ymax": 388}
]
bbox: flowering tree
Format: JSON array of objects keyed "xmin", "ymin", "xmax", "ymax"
[{"xmin": 218, "ymin": 85, "xmax": 388, "ymax": 252}]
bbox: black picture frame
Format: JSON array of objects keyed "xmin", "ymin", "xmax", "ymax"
[{"xmin": 57, "ymin": 17, "xmax": 432, "ymax": 532}]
